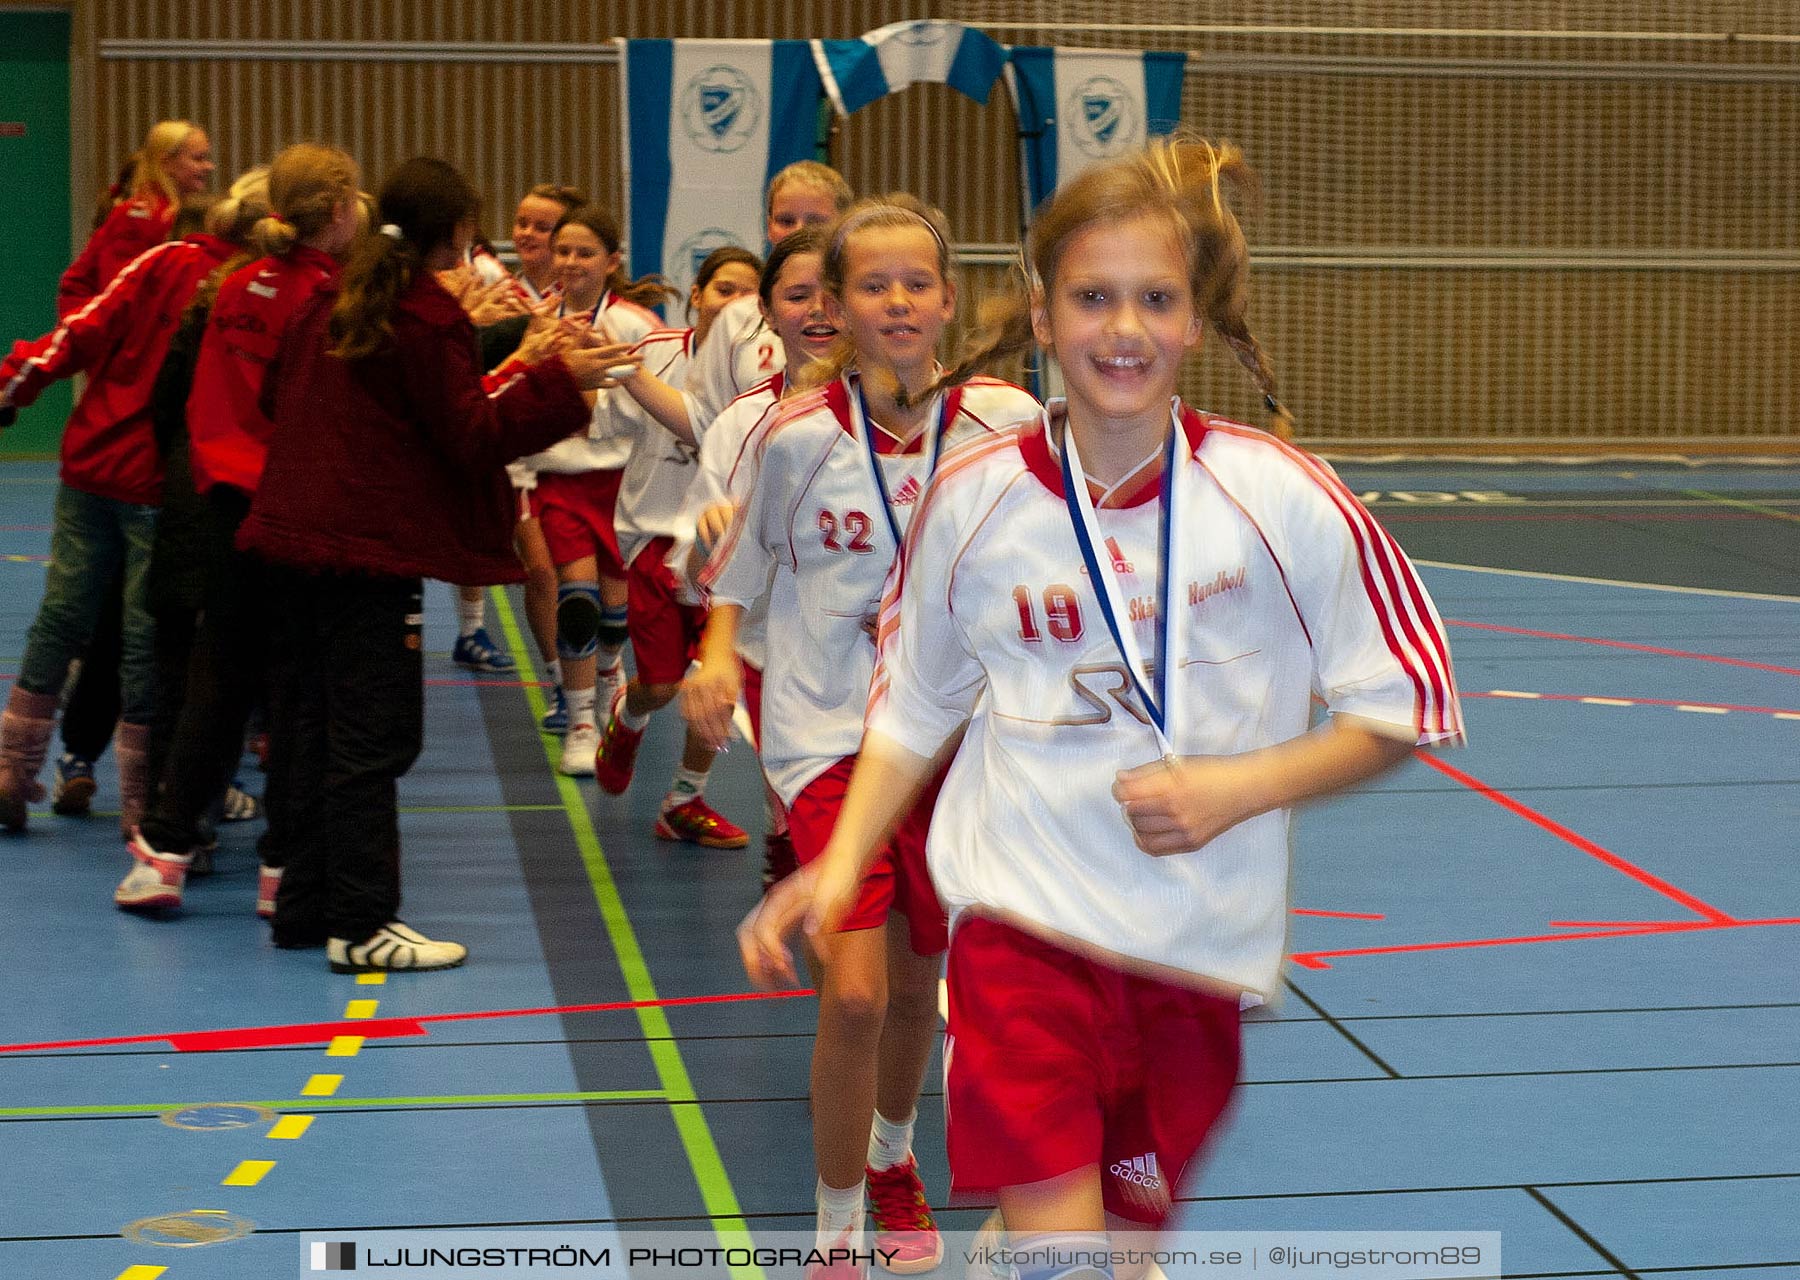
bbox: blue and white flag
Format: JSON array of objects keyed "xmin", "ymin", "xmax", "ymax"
[
  {"xmin": 1007, "ymin": 47, "xmax": 1187, "ymax": 211},
  {"xmin": 814, "ymin": 20, "xmax": 1008, "ymax": 117},
  {"xmin": 622, "ymin": 38, "xmax": 823, "ymax": 301}
]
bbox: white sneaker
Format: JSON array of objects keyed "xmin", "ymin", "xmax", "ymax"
[
  {"xmin": 595, "ymin": 663, "xmax": 626, "ymax": 729},
  {"xmin": 558, "ymin": 721, "xmax": 599, "ymax": 776},
  {"xmin": 114, "ymin": 828, "xmax": 193, "ymax": 913},
  {"xmin": 327, "ymin": 921, "xmax": 467, "ymax": 973}
]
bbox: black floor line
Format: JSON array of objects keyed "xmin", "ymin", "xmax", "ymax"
[
  {"xmin": 1526, "ymin": 1187, "xmax": 1642, "ymax": 1280},
  {"xmin": 12, "ymin": 1057, "xmax": 1800, "ymax": 1127},
  {"xmin": 1283, "ymin": 978, "xmax": 1402, "ymax": 1078}
]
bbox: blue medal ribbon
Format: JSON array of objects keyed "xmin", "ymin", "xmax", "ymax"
[
  {"xmin": 851, "ymin": 374, "xmax": 951, "ymax": 552},
  {"xmin": 1059, "ymin": 405, "xmax": 1182, "ymax": 751}
]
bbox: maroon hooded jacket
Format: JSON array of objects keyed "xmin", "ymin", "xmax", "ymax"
[{"xmin": 239, "ymin": 268, "xmax": 586, "ymax": 584}]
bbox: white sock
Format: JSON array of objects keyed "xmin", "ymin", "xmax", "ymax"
[
  {"xmin": 662, "ymin": 765, "xmax": 708, "ymax": 812},
  {"xmin": 867, "ymin": 1108, "xmax": 915, "ymax": 1172},
  {"xmin": 567, "ymin": 686, "xmax": 597, "ymax": 730},
  {"xmin": 617, "ymin": 689, "xmax": 651, "ymax": 732},
  {"xmin": 597, "ymin": 643, "xmax": 626, "ymax": 674},
  {"xmin": 456, "ymin": 594, "xmax": 485, "ymax": 638},
  {"xmin": 816, "ymin": 1177, "xmax": 865, "ymax": 1251},
  {"xmin": 545, "ymin": 658, "xmax": 563, "ymax": 689}
]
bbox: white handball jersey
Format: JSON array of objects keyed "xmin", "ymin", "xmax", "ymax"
[
  {"xmin": 681, "ymin": 294, "xmax": 783, "ymax": 432},
  {"xmin": 703, "ymin": 372, "xmax": 1040, "ymax": 803},
  {"xmin": 664, "ymin": 373, "xmax": 786, "ymax": 669},
  {"xmin": 465, "ymin": 242, "xmax": 510, "ymax": 287},
  {"xmin": 526, "ymin": 290, "xmax": 663, "ymax": 476},
  {"xmin": 612, "ymin": 328, "xmax": 701, "ymax": 569},
  {"xmin": 866, "ymin": 402, "xmax": 1465, "ymax": 997}
]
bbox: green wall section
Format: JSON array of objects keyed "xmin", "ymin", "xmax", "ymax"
[{"xmin": 0, "ymin": 11, "xmax": 72, "ymax": 457}]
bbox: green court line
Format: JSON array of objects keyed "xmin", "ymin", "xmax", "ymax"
[
  {"xmin": 1683, "ymin": 488, "xmax": 1800, "ymax": 524},
  {"xmin": 0, "ymin": 1089, "xmax": 667, "ymax": 1120},
  {"xmin": 491, "ymin": 589, "xmax": 761, "ymax": 1278},
  {"xmin": 400, "ymin": 804, "xmax": 569, "ymax": 814}
]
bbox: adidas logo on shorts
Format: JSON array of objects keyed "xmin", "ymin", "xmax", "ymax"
[{"xmin": 1110, "ymin": 1152, "xmax": 1162, "ymax": 1190}]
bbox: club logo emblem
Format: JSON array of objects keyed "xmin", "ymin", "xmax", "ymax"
[
  {"xmin": 1067, "ymin": 76, "xmax": 1137, "ymax": 158},
  {"xmin": 681, "ymin": 65, "xmax": 761, "ymax": 153},
  {"xmin": 670, "ymin": 227, "xmax": 742, "ymax": 296}
]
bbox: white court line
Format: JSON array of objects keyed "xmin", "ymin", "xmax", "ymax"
[{"xmin": 1414, "ymin": 559, "xmax": 1800, "ymax": 604}]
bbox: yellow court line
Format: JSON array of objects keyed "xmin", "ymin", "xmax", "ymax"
[
  {"xmin": 326, "ymin": 1035, "xmax": 366, "ymax": 1057},
  {"xmin": 301, "ymin": 1074, "xmax": 344, "ymax": 1097},
  {"xmin": 267, "ymin": 1115, "xmax": 314, "ymax": 1140},
  {"xmin": 221, "ymin": 1159, "xmax": 277, "ymax": 1187},
  {"xmin": 344, "ymin": 999, "xmax": 379, "ymax": 1019},
  {"xmin": 116, "ymin": 1267, "xmax": 168, "ymax": 1280},
  {"xmin": 356, "ymin": 972, "xmax": 387, "ymax": 985}
]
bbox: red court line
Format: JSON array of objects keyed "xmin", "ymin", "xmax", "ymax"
[
  {"xmin": 1290, "ymin": 916, "xmax": 1800, "ymax": 970},
  {"xmin": 1447, "ymin": 619, "xmax": 1800, "ymax": 678},
  {"xmin": 0, "ymin": 987, "xmax": 817, "ymax": 1056},
  {"xmin": 1415, "ymin": 753, "xmax": 1737, "ymax": 924},
  {"xmin": 1292, "ymin": 908, "xmax": 1386, "ymax": 920},
  {"xmin": 1465, "ymin": 691, "xmax": 1800, "ymax": 716}
]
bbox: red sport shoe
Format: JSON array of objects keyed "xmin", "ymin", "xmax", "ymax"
[
  {"xmin": 865, "ymin": 1158, "xmax": 942, "ymax": 1274},
  {"xmin": 592, "ymin": 695, "xmax": 644, "ymax": 796},
  {"xmin": 655, "ymin": 797, "xmax": 750, "ymax": 849}
]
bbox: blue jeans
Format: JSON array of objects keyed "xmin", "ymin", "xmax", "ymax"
[{"xmin": 18, "ymin": 483, "xmax": 158, "ymax": 723}]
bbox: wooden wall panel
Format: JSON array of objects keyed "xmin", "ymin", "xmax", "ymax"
[{"xmin": 60, "ymin": 0, "xmax": 1800, "ymax": 445}]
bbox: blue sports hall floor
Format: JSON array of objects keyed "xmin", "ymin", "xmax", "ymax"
[{"xmin": 0, "ymin": 456, "xmax": 1795, "ymax": 1279}]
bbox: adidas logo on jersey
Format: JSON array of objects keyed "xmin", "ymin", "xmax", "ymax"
[
  {"xmin": 891, "ymin": 475, "xmax": 924, "ymax": 507},
  {"xmin": 1106, "ymin": 536, "xmax": 1135, "ymax": 574},
  {"xmin": 1110, "ymin": 1153, "xmax": 1163, "ymax": 1190}
]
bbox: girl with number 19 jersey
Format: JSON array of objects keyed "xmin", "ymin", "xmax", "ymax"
[{"xmin": 868, "ymin": 402, "xmax": 1463, "ymax": 996}]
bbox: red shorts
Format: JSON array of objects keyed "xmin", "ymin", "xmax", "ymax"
[
  {"xmin": 740, "ymin": 660, "xmax": 763, "ymax": 748},
  {"xmin": 531, "ymin": 469, "xmax": 624, "ymax": 579},
  {"xmin": 944, "ymin": 915, "xmax": 1241, "ymax": 1225},
  {"xmin": 786, "ymin": 756, "xmax": 947, "ymax": 956},
  {"xmin": 627, "ymin": 537, "xmax": 705, "ymax": 687}
]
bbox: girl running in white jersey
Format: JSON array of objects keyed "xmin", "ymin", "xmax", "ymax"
[
  {"xmin": 518, "ymin": 204, "xmax": 673, "ymax": 775},
  {"xmin": 694, "ymin": 195, "xmax": 1040, "ymax": 1272},
  {"xmin": 676, "ymin": 228, "xmax": 837, "ymax": 889},
  {"xmin": 592, "ymin": 246, "xmax": 760, "ymax": 848},
  {"xmin": 742, "ymin": 139, "xmax": 1464, "ymax": 1269}
]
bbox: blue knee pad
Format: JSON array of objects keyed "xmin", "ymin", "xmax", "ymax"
[
  {"xmin": 556, "ymin": 581, "xmax": 601, "ymax": 661},
  {"xmin": 598, "ymin": 602, "xmax": 629, "ymax": 652}
]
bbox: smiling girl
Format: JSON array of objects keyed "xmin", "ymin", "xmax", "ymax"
[
  {"xmin": 673, "ymin": 227, "xmax": 835, "ymax": 888},
  {"xmin": 588, "ymin": 245, "xmax": 764, "ymax": 848},
  {"xmin": 695, "ymin": 195, "xmax": 1039, "ymax": 1269},
  {"xmin": 60, "ymin": 120, "xmax": 215, "ymax": 317},
  {"xmin": 741, "ymin": 140, "xmax": 1464, "ymax": 1266},
  {"xmin": 518, "ymin": 205, "xmax": 674, "ymax": 774}
]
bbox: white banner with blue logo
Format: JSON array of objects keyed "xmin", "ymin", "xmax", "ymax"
[
  {"xmin": 813, "ymin": 19, "xmax": 1009, "ymax": 116},
  {"xmin": 1007, "ymin": 47, "xmax": 1188, "ymax": 211},
  {"xmin": 621, "ymin": 38, "xmax": 824, "ymax": 300}
]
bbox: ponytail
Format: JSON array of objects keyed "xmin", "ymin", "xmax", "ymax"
[
  {"xmin": 331, "ymin": 157, "xmax": 478, "ymax": 361},
  {"xmin": 251, "ymin": 142, "xmax": 360, "ymax": 259}
]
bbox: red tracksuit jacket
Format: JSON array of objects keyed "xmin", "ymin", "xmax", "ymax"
[
  {"xmin": 1, "ymin": 233, "xmax": 238, "ymax": 506},
  {"xmin": 185, "ymin": 245, "xmax": 340, "ymax": 496}
]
